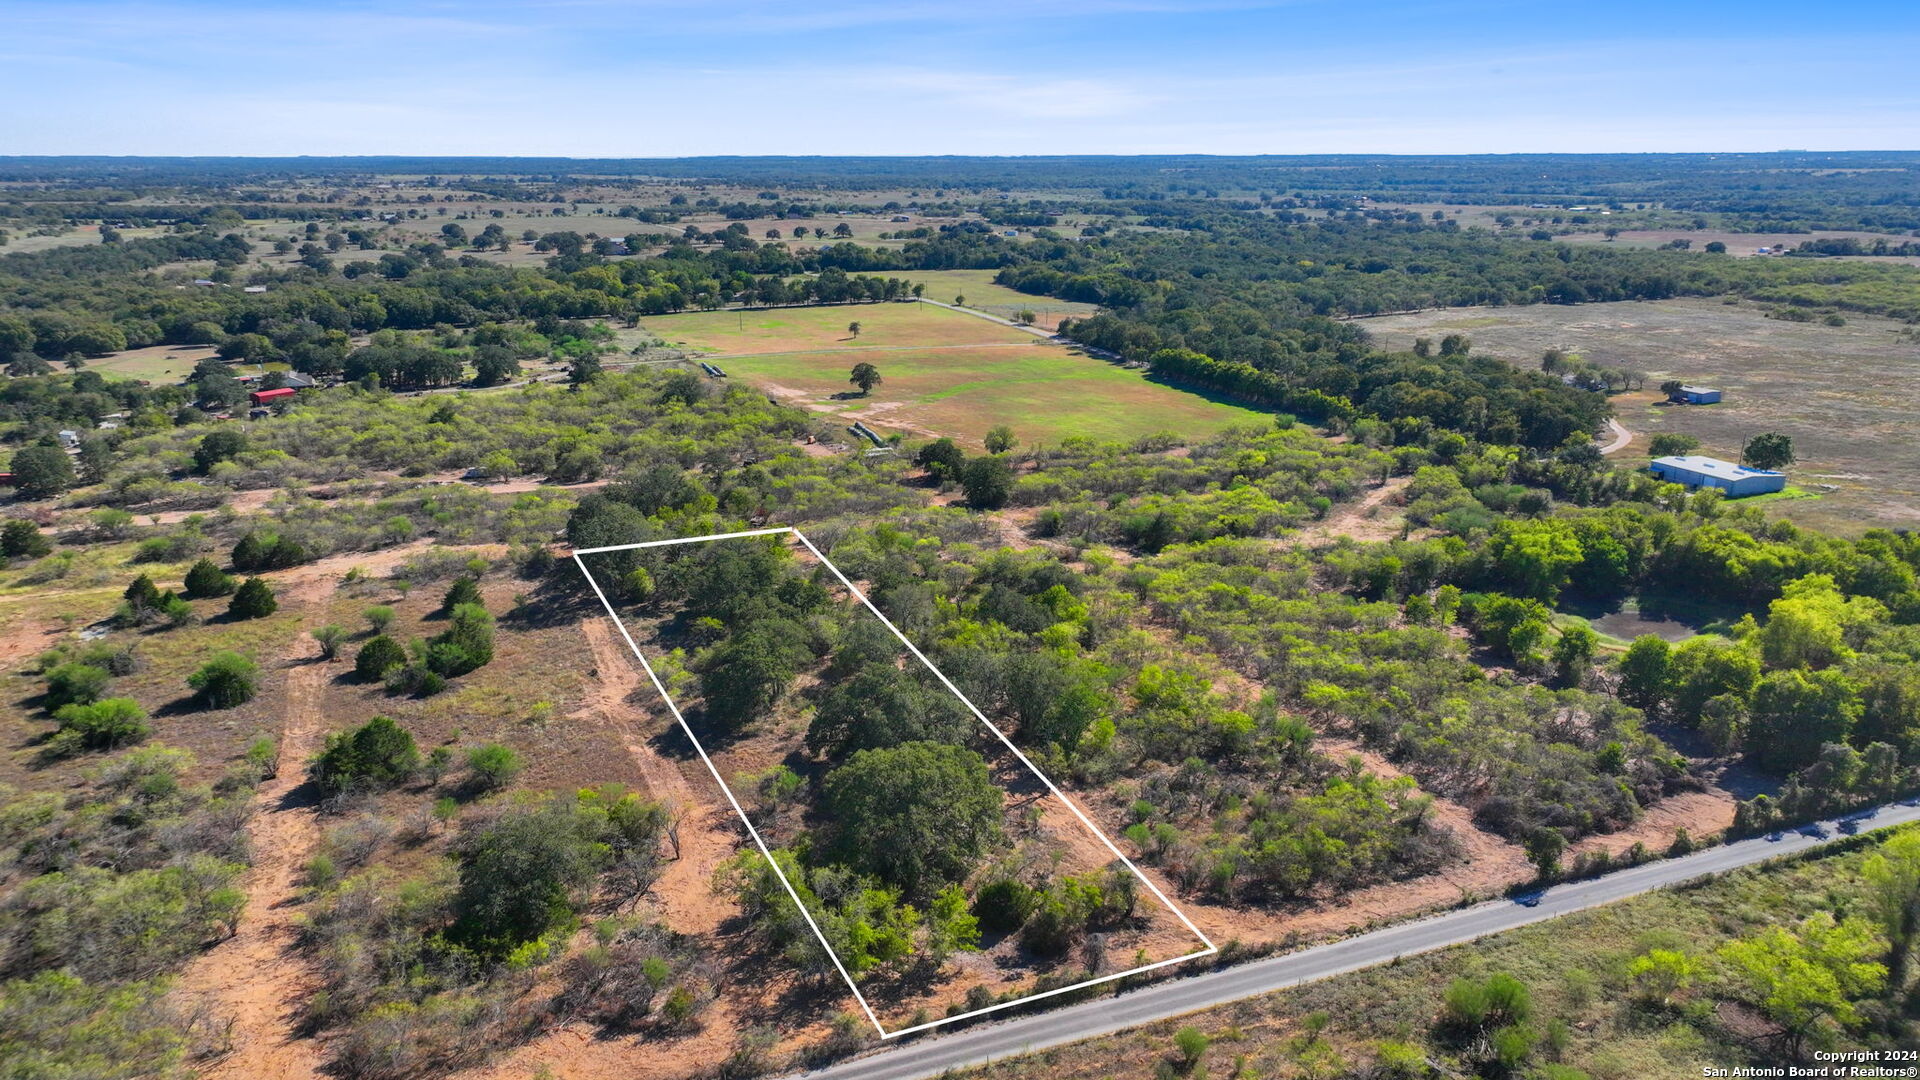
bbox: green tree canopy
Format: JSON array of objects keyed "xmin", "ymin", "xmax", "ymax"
[
  {"xmin": 10, "ymin": 445, "xmax": 75, "ymax": 500},
  {"xmin": 822, "ymin": 741, "xmax": 1005, "ymax": 895},
  {"xmin": 1747, "ymin": 668, "xmax": 1862, "ymax": 772},
  {"xmin": 1742, "ymin": 432, "xmax": 1796, "ymax": 471}
]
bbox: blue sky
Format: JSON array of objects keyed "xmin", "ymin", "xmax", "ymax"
[{"xmin": 3, "ymin": 0, "xmax": 1916, "ymax": 155}]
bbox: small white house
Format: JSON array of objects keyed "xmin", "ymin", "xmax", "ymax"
[{"xmin": 56, "ymin": 430, "xmax": 80, "ymax": 448}]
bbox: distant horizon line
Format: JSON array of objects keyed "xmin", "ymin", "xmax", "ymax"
[{"xmin": 1, "ymin": 149, "xmax": 1917, "ymax": 161}]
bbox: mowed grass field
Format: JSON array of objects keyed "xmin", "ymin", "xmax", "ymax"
[
  {"xmin": 637, "ymin": 302, "xmax": 1269, "ymax": 448},
  {"xmin": 84, "ymin": 343, "xmax": 223, "ymax": 383},
  {"xmin": 1362, "ymin": 298, "xmax": 1920, "ymax": 533},
  {"xmin": 641, "ymin": 300, "xmax": 1034, "ymax": 354},
  {"xmin": 901, "ymin": 269, "xmax": 1100, "ymax": 329}
]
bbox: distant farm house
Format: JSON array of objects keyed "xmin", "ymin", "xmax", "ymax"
[
  {"xmin": 1667, "ymin": 385, "xmax": 1722, "ymax": 405},
  {"xmin": 1650, "ymin": 455, "xmax": 1786, "ymax": 497}
]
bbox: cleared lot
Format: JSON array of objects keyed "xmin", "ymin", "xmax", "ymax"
[{"xmin": 1362, "ymin": 298, "xmax": 1920, "ymax": 533}]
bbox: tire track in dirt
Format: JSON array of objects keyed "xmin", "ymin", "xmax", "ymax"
[
  {"xmin": 447, "ymin": 622, "xmax": 757, "ymax": 1080},
  {"xmin": 577, "ymin": 617, "xmax": 739, "ymax": 935},
  {"xmin": 177, "ymin": 631, "xmax": 331, "ymax": 1080},
  {"xmin": 1291, "ymin": 475, "xmax": 1411, "ymax": 545}
]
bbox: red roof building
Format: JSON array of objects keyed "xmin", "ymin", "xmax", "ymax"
[{"xmin": 249, "ymin": 387, "xmax": 297, "ymax": 406}]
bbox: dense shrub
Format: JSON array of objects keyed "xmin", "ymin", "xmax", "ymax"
[
  {"xmin": 230, "ymin": 530, "xmax": 307, "ymax": 572},
  {"xmin": 1, "ymin": 519, "xmax": 52, "ymax": 559},
  {"xmin": 182, "ymin": 557, "xmax": 235, "ymax": 598},
  {"xmin": 49, "ymin": 698, "xmax": 150, "ymax": 754},
  {"xmin": 354, "ymin": 635, "xmax": 408, "ymax": 681},
  {"xmin": 310, "ymin": 716, "xmax": 421, "ymax": 794},
  {"xmin": 441, "ymin": 577, "xmax": 481, "ymax": 612},
  {"xmin": 227, "ymin": 577, "xmax": 277, "ymax": 619},
  {"xmin": 187, "ymin": 652, "xmax": 259, "ymax": 709},
  {"xmin": 44, "ymin": 663, "xmax": 110, "ymax": 711},
  {"xmin": 424, "ymin": 604, "xmax": 493, "ymax": 678},
  {"xmin": 464, "ymin": 743, "xmax": 523, "ymax": 791}
]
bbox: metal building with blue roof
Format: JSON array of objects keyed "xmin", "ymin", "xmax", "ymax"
[{"xmin": 1649, "ymin": 455, "xmax": 1786, "ymax": 497}]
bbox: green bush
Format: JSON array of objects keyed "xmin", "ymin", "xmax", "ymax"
[
  {"xmin": 1173, "ymin": 1026, "xmax": 1210, "ymax": 1070},
  {"xmin": 960, "ymin": 454, "xmax": 1013, "ymax": 509},
  {"xmin": 313, "ymin": 624, "xmax": 347, "ymax": 660},
  {"xmin": 50, "ymin": 697, "xmax": 150, "ymax": 753},
  {"xmin": 441, "ymin": 577, "xmax": 481, "ymax": 612},
  {"xmin": 231, "ymin": 531, "xmax": 306, "ymax": 572},
  {"xmin": 227, "ymin": 577, "xmax": 278, "ymax": 620},
  {"xmin": 354, "ymin": 635, "xmax": 408, "ymax": 681},
  {"xmin": 424, "ymin": 603, "xmax": 493, "ymax": 677},
  {"xmin": 193, "ymin": 429, "xmax": 248, "ymax": 473},
  {"xmin": 465, "ymin": 743, "xmax": 523, "ymax": 791},
  {"xmin": 44, "ymin": 663, "xmax": 110, "ymax": 711},
  {"xmin": 450, "ymin": 797, "xmax": 610, "ymax": 955},
  {"xmin": 182, "ymin": 558, "xmax": 235, "ymax": 598},
  {"xmin": 0, "ymin": 518, "xmax": 52, "ymax": 559},
  {"xmin": 310, "ymin": 716, "xmax": 421, "ymax": 794},
  {"xmin": 187, "ymin": 651, "xmax": 259, "ymax": 709},
  {"xmin": 974, "ymin": 878, "xmax": 1037, "ymax": 932}
]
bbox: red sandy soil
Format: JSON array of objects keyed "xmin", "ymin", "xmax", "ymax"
[
  {"xmin": 574, "ymin": 617, "xmax": 743, "ymax": 934},
  {"xmin": 1292, "ymin": 476, "xmax": 1411, "ymax": 546},
  {"xmin": 174, "ymin": 540, "xmax": 489, "ymax": 1077},
  {"xmin": 457, "ymin": 619, "xmax": 770, "ymax": 1080},
  {"xmin": 175, "ymin": 631, "xmax": 331, "ymax": 1080}
]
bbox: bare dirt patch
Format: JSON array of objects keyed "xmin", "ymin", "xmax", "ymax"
[
  {"xmin": 1293, "ymin": 476, "xmax": 1410, "ymax": 545},
  {"xmin": 576, "ymin": 617, "xmax": 742, "ymax": 935},
  {"xmin": 176, "ymin": 631, "xmax": 332, "ymax": 1080}
]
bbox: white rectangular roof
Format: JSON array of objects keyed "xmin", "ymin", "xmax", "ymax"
[{"xmin": 1652, "ymin": 455, "xmax": 1782, "ymax": 481}]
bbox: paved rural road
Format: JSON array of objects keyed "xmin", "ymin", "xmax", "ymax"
[
  {"xmin": 788, "ymin": 800, "xmax": 1920, "ymax": 1080},
  {"xmin": 1599, "ymin": 417, "xmax": 1633, "ymax": 455}
]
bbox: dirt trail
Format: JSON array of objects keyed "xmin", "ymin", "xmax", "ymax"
[
  {"xmin": 271, "ymin": 537, "xmax": 451, "ymax": 604},
  {"xmin": 448, "ymin": 622, "xmax": 755, "ymax": 1080},
  {"xmin": 177, "ymin": 634, "xmax": 331, "ymax": 1080},
  {"xmin": 576, "ymin": 617, "xmax": 738, "ymax": 934},
  {"xmin": 138, "ymin": 487, "xmax": 280, "ymax": 526},
  {"xmin": 1293, "ymin": 476, "xmax": 1411, "ymax": 545}
]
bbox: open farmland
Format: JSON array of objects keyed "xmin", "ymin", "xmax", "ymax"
[
  {"xmin": 641, "ymin": 301, "xmax": 1036, "ymax": 355},
  {"xmin": 1360, "ymin": 298, "xmax": 1920, "ymax": 533},
  {"xmin": 637, "ymin": 302, "xmax": 1270, "ymax": 448},
  {"xmin": 901, "ymin": 270, "xmax": 1101, "ymax": 330}
]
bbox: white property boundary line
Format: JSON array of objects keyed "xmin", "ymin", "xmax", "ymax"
[{"xmin": 572, "ymin": 526, "xmax": 1217, "ymax": 1039}]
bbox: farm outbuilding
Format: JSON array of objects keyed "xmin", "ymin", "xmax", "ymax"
[
  {"xmin": 1650, "ymin": 455, "xmax": 1786, "ymax": 497},
  {"xmin": 249, "ymin": 387, "xmax": 296, "ymax": 406},
  {"xmin": 1668, "ymin": 385, "xmax": 1721, "ymax": 405}
]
